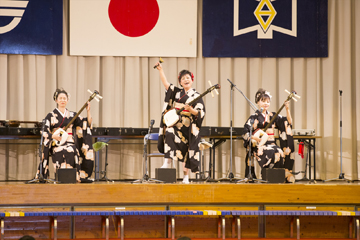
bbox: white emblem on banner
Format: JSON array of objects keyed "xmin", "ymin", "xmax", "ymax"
[
  {"xmin": 0, "ymin": 0, "xmax": 29, "ymax": 34},
  {"xmin": 233, "ymin": 0, "xmax": 297, "ymax": 39}
]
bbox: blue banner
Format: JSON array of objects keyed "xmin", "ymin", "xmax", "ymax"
[
  {"xmin": 0, "ymin": 0, "xmax": 63, "ymax": 55},
  {"xmin": 203, "ymin": 0, "xmax": 328, "ymax": 57}
]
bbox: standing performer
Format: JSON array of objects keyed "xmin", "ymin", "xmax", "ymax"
[
  {"xmin": 242, "ymin": 88, "xmax": 295, "ymax": 183},
  {"xmin": 155, "ymin": 62, "xmax": 205, "ymax": 184},
  {"xmin": 35, "ymin": 88, "xmax": 94, "ymax": 182}
]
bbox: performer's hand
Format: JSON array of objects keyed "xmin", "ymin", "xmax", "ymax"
[
  {"xmin": 155, "ymin": 62, "xmax": 162, "ymax": 71},
  {"xmin": 284, "ymin": 101, "xmax": 290, "ymax": 110},
  {"xmin": 284, "ymin": 100, "xmax": 292, "ymax": 125},
  {"xmin": 86, "ymin": 101, "xmax": 91, "ymax": 111},
  {"xmin": 184, "ymin": 104, "xmax": 192, "ymax": 111},
  {"xmin": 52, "ymin": 132, "xmax": 61, "ymax": 141},
  {"xmin": 252, "ymin": 136, "xmax": 261, "ymax": 143},
  {"xmin": 185, "ymin": 104, "xmax": 199, "ymax": 115},
  {"xmin": 253, "ymin": 119, "xmax": 259, "ymax": 129}
]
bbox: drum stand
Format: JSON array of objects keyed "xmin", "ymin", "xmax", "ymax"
[
  {"xmin": 93, "ymin": 140, "xmax": 113, "ymax": 182},
  {"xmin": 195, "ymin": 140, "xmax": 212, "ymax": 181},
  {"xmin": 195, "ymin": 149, "xmax": 206, "ymax": 180},
  {"xmin": 28, "ymin": 119, "xmax": 58, "ymax": 184},
  {"xmin": 295, "ymin": 140, "xmax": 316, "ymax": 184},
  {"xmin": 324, "ymin": 90, "xmax": 352, "ymax": 183},
  {"xmin": 99, "ymin": 144, "xmax": 113, "ymax": 182}
]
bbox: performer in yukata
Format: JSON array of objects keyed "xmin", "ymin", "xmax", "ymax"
[
  {"xmin": 242, "ymin": 88, "xmax": 295, "ymax": 183},
  {"xmin": 36, "ymin": 88, "xmax": 94, "ymax": 182},
  {"xmin": 155, "ymin": 62, "xmax": 205, "ymax": 184}
]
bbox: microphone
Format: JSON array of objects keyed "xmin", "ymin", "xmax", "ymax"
[
  {"xmin": 259, "ymin": 107, "xmax": 263, "ymax": 113},
  {"xmin": 148, "ymin": 119, "xmax": 155, "ymax": 133},
  {"xmin": 227, "ymin": 79, "xmax": 236, "ymax": 88}
]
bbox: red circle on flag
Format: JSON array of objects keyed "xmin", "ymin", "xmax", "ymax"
[{"xmin": 108, "ymin": 0, "xmax": 160, "ymax": 37}]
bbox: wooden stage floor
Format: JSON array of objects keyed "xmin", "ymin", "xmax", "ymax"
[{"xmin": 1, "ymin": 180, "xmax": 360, "ymax": 207}]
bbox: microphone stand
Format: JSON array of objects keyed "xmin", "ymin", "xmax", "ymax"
[
  {"xmin": 218, "ymin": 79, "xmax": 243, "ymax": 182},
  {"xmin": 132, "ymin": 120, "xmax": 164, "ymax": 184},
  {"xmin": 28, "ymin": 119, "xmax": 57, "ymax": 184},
  {"xmin": 230, "ymin": 80, "xmax": 258, "ymax": 113},
  {"xmin": 323, "ymin": 90, "xmax": 352, "ymax": 183},
  {"xmin": 98, "ymin": 140, "xmax": 113, "ymax": 182},
  {"xmin": 221, "ymin": 81, "xmax": 266, "ymax": 183}
]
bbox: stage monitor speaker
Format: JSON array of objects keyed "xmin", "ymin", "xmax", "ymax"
[
  {"xmin": 155, "ymin": 168, "xmax": 176, "ymax": 183},
  {"xmin": 261, "ymin": 168, "xmax": 285, "ymax": 183},
  {"xmin": 56, "ymin": 168, "xmax": 77, "ymax": 183}
]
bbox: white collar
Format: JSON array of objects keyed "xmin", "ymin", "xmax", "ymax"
[
  {"xmin": 56, "ymin": 108, "xmax": 67, "ymax": 118},
  {"xmin": 185, "ymin": 88, "xmax": 195, "ymax": 95}
]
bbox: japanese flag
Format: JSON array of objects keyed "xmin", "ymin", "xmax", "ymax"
[{"xmin": 70, "ymin": 0, "xmax": 197, "ymax": 57}]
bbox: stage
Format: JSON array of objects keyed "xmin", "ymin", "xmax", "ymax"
[
  {"xmin": 0, "ymin": 127, "xmax": 358, "ymax": 239},
  {"xmin": 0, "ymin": 181, "xmax": 359, "ymax": 239}
]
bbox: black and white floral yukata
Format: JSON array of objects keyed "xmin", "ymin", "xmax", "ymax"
[
  {"xmin": 158, "ymin": 84, "xmax": 205, "ymax": 172},
  {"xmin": 36, "ymin": 108, "xmax": 94, "ymax": 182},
  {"xmin": 242, "ymin": 109, "xmax": 295, "ymax": 178}
]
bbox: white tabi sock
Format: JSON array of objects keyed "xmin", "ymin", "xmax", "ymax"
[
  {"xmin": 161, "ymin": 159, "xmax": 172, "ymax": 168},
  {"xmin": 182, "ymin": 174, "xmax": 189, "ymax": 184}
]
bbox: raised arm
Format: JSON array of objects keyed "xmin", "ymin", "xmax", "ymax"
[
  {"xmin": 156, "ymin": 62, "xmax": 170, "ymax": 91},
  {"xmin": 86, "ymin": 101, "xmax": 92, "ymax": 126},
  {"xmin": 284, "ymin": 101, "xmax": 292, "ymax": 125}
]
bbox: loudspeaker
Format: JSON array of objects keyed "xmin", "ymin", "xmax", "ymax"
[
  {"xmin": 261, "ymin": 168, "xmax": 285, "ymax": 183},
  {"xmin": 56, "ymin": 168, "xmax": 77, "ymax": 183},
  {"xmin": 155, "ymin": 168, "xmax": 176, "ymax": 183}
]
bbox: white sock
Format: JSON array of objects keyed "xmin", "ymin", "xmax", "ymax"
[
  {"xmin": 161, "ymin": 159, "xmax": 172, "ymax": 168},
  {"xmin": 182, "ymin": 174, "xmax": 189, "ymax": 184}
]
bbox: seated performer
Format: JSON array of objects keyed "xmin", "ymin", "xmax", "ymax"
[
  {"xmin": 242, "ymin": 88, "xmax": 295, "ymax": 183},
  {"xmin": 155, "ymin": 62, "xmax": 205, "ymax": 184},
  {"xmin": 36, "ymin": 88, "xmax": 94, "ymax": 182}
]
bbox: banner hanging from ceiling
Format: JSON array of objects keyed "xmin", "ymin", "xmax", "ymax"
[
  {"xmin": 70, "ymin": 0, "xmax": 197, "ymax": 57},
  {"xmin": 0, "ymin": 0, "xmax": 63, "ymax": 55},
  {"xmin": 203, "ymin": 0, "xmax": 328, "ymax": 58}
]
